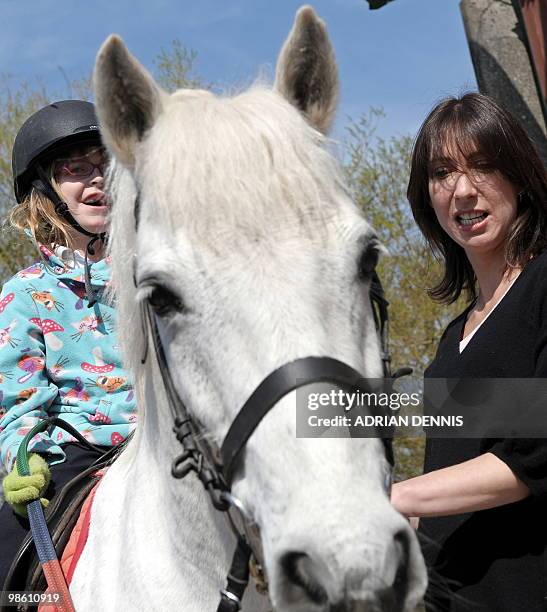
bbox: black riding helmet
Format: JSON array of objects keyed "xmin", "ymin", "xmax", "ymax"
[
  {"xmin": 12, "ymin": 100, "xmax": 104, "ymax": 239},
  {"xmin": 12, "ymin": 100, "xmax": 106, "ymax": 307}
]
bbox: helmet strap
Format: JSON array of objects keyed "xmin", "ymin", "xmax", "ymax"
[{"xmin": 32, "ymin": 165, "xmax": 105, "ymax": 240}]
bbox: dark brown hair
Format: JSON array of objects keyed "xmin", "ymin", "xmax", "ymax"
[{"xmin": 407, "ymin": 92, "xmax": 547, "ymax": 304}]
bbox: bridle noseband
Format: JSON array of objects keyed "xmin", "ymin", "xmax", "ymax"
[
  {"xmin": 221, "ymin": 354, "xmax": 394, "ymax": 485},
  {"xmin": 136, "ymin": 260, "xmax": 402, "ymax": 611}
]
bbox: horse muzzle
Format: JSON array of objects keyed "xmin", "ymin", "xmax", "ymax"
[{"xmin": 270, "ymin": 524, "xmax": 424, "ymax": 612}]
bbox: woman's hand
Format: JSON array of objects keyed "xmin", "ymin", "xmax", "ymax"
[{"xmin": 391, "ymin": 452, "xmax": 530, "ymax": 518}]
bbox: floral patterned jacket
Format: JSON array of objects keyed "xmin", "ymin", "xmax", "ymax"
[{"xmin": 0, "ymin": 243, "xmax": 136, "ymax": 471}]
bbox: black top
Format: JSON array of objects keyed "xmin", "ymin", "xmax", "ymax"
[{"xmin": 419, "ymin": 250, "xmax": 547, "ymax": 612}]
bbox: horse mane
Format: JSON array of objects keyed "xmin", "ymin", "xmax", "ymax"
[
  {"xmin": 106, "ymin": 161, "xmax": 143, "ymax": 400},
  {"xmin": 106, "ymin": 83, "xmax": 358, "ymax": 423}
]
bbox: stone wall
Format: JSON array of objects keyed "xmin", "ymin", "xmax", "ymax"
[{"xmin": 460, "ymin": 0, "xmax": 547, "ymax": 163}]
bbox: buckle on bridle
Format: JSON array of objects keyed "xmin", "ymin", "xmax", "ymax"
[{"xmin": 219, "ymin": 589, "xmax": 243, "ymax": 611}]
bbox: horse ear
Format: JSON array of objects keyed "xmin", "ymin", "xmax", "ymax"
[
  {"xmin": 274, "ymin": 6, "xmax": 339, "ymax": 134},
  {"xmin": 93, "ymin": 35, "xmax": 164, "ymax": 168}
]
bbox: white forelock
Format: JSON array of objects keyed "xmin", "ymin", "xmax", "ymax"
[{"xmin": 141, "ymin": 86, "xmax": 354, "ymax": 242}]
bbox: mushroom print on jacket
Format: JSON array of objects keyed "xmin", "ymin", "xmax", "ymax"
[{"xmin": 0, "ymin": 244, "xmax": 136, "ymax": 471}]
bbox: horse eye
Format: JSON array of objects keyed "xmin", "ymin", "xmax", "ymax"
[
  {"xmin": 148, "ymin": 286, "xmax": 184, "ymax": 317},
  {"xmin": 358, "ymin": 243, "xmax": 380, "ymax": 279}
]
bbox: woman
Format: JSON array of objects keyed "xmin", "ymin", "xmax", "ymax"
[
  {"xmin": 0, "ymin": 100, "xmax": 136, "ymax": 586},
  {"xmin": 391, "ymin": 93, "xmax": 547, "ymax": 611}
]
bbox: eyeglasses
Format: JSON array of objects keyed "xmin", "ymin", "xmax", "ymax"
[
  {"xmin": 429, "ymin": 163, "xmax": 496, "ymax": 190},
  {"xmin": 54, "ymin": 148, "xmax": 107, "ymax": 179}
]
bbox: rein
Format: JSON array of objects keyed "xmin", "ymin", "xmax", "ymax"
[{"xmin": 14, "ymin": 418, "xmax": 110, "ymax": 612}]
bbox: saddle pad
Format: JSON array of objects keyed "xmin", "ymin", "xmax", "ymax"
[{"xmin": 38, "ymin": 470, "xmax": 105, "ymax": 612}]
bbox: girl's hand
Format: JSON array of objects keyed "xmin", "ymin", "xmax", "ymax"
[{"xmin": 2, "ymin": 453, "xmax": 51, "ymax": 518}]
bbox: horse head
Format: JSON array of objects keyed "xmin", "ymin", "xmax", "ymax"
[{"xmin": 94, "ymin": 6, "xmax": 426, "ymax": 610}]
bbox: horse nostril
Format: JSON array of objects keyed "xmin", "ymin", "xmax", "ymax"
[
  {"xmin": 280, "ymin": 551, "xmax": 328, "ymax": 605},
  {"xmin": 392, "ymin": 529, "xmax": 410, "ymax": 607}
]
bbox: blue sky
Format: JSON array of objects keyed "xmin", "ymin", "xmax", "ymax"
[{"xmin": 1, "ymin": 0, "xmax": 476, "ymax": 142}]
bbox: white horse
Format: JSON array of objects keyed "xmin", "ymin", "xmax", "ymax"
[{"xmin": 70, "ymin": 6, "xmax": 427, "ymax": 611}]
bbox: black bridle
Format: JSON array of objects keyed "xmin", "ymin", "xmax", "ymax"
[{"xmin": 135, "ymin": 259, "xmax": 402, "ymax": 611}]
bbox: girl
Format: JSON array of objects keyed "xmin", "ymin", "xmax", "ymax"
[
  {"xmin": 0, "ymin": 100, "xmax": 137, "ymax": 586},
  {"xmin": 392, "ymin": 92, "xmax": 547, "ymax": 611}
]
